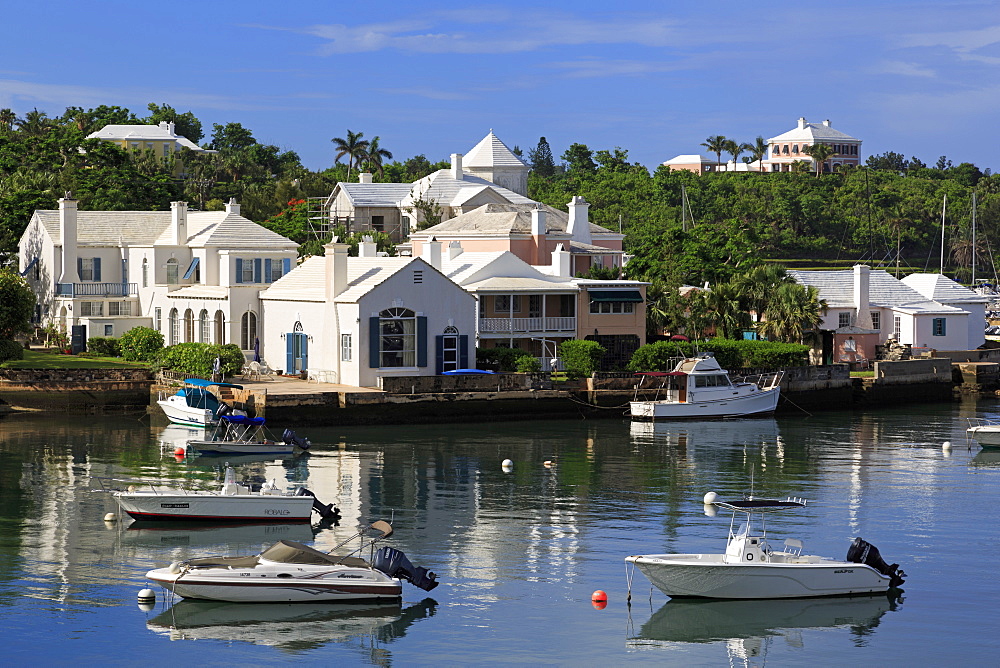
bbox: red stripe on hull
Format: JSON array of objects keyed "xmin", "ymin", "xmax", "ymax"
[{"xmin": 124, "ymin": 511, "xmax": 310, "ymax": 522}]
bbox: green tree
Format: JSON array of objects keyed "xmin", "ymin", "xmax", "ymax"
[
  {"xmin": 119, "ymin": 326, "xmax": 164, "ymax": 361},
  {"xmin": 802, "ymin": 143, "xmax": 835, "ymax": 177},
  {"xmin": 747, "ymin": 136, "xmax": 769, "ymax": 172},
  {"xmin": 561, "ymin": 143, "xmax": 596, "ymax": 173},
  {"xmin": 208, "ymin": 122, "xmax": 256, "ymax": 151},
  {"xmin": 331, "ymin": 130, "xmax": 369, "ymax": 182},
  {"xmin": 363, "ymin": 136, "xmax": 393, "ymax": 178},
  {"xmin": 145, "ymin": 103, "xmax": 203, "ymax": 143},
  {"xmin": 757, "ymin": 283, "xmax": 825, "ymax": 343},
  {"xmin": 0, "ymin": 269, "xmax": 34, "ymax": 339},
  {"xmin": 700, "ymin": 135, "xmax": 728, "ymax": 171},
  {"xmin": 0, "ymin": 109, "xmax": 16, "ymax": 133},
  {"xmin": 527, "ymin": 137, "xmax": 555, "ymax": 177}
]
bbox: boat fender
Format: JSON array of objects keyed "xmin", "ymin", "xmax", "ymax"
[{"xmin": 168, "ymin": 561, "xmax": 182, "ymax": 574}]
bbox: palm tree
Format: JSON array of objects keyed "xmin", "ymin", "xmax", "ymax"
[
  {"xmin": 16, "ymin": 108, "xmax": 54, "ymax": 137},
  {"xmin": 802, "ymin": 143, "xmax": 835, "ymax": 177},
  {"xmin": 747, "ymin": 136, "xmax": 769, "ymax": 172},
  {"xmin": 363, "ymin": 136, "xmax": 393, "ymax": 178},
  {"xmin": 701, "ymin": 135, "xmax": 728, "ymax": 172},
  {"xmin": 331, "ymin": 130, "xmax": 370, "ymax": 182},
  {"xmin": 791, "ymin": 160, "xmax": 812, "ymax": 174},
  {"xmin": 0, "ymin": 108, "xmax": 16, "ymax": 133},
  {"xmin": 724, "ymin": 140, "xmax": 753, "ymax": 171},
  {"xmin": 705, "ymin": 283, "xmax": 752, "ymax": 339},
  {"xmin": 734, "ymin": 265, "xmax": 793, "ymax": 324},
  {"xmin": 757, "ymin": 283, "xmax": 825, "ymax": 343}
]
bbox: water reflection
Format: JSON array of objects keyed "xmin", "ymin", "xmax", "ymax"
[
  {"xmin": 146, "ymin": 597, "xmax": 437, "ymax": 656},
  {"xmin": 118, "ymin": 520, "xmax": 317, "ymax": 549},
  {"xmin": 970, "ymin": 449, "xmax": 1000, "ymax": 468},
  {"xmin": 630, "ymin": 593, "xmax": 900, "ymax": 653}
]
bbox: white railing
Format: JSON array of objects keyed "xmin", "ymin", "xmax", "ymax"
[{"xmin": 479, "ymin": 317, "xmax": 576, "ymax": 333}]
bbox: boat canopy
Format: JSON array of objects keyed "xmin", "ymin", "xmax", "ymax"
[
  {"xmin": 184, "ymin": 378, "xmax": 244, "ymax": 390},
  {"xmin": 260, "ymin": 540, "xmax": 369, "ymax": 568},
  {"xmin": 442, "ymin": 369, "xmax": 496, "ymax": 375},
  {"xmin": 219, "ymin": 415, "xmax": 265, "ymax": 426},
  {"xmin": 716, "ymin": 498, "xmax": 806, "ymax": 512}
]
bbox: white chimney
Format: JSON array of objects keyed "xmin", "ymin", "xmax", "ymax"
[
  {"xmin": 324, "ymin": 237, "xmax": 350, "ymax": 299},
  {"xmin": 224, "ymin": 197, "xmax": 240, "ymax": 216},
  {"xmin": 57, "ymin": 196, "xmax": 79, "ymax": 283},
  {"xmin": 423, "ymin": 236, "xmax": 442, "ymax": 270},
  {"xmin": 823, "ymin": 119, "xmax": 831, "ymax": 127},
  {"xmin": 566, "ymin": 196, "xmax": 592, "ymax": 245},
  {"xmin": 359, "ymin": 172, "xmax": 373, "ymax": 184},
  {"xmin": 171, "ymin": 201, "xmax": 188, "ymax": 245},
  {"xmin": 451, "ymin": 153, "xmax": 463, "ymax": 180},
  {"xmin": 798, "ymin": 117, "xmax": 807, "ymax": 130},
  {"xmin": 853, "ymin": 264, "xmax": 873, "ymax": 329},
  {"xmin": 447, "ymin": 240, "xmax": 463, "ymax": 260},
  {"xmin": 551, "ymin": 243, "xmax": 571, "ymax": 278},
  {"xmin": 531, "ymin": 204, "xmax": 546, "ymax": 236},
  {"xmin": 358, "ymin": 235, "xmax": 377, "ymax": 257}
]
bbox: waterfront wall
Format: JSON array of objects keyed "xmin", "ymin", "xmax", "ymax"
[{"xmin": 0, "ymin": 368, "xmax": 154, "ymax": 413}]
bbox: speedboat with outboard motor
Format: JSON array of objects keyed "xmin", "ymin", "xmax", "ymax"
[
  {"xmin": 145, "ymin": 520, "xmax": 439, "ymax": 602},
  {"xmin": 98, "ymin": 466, "xmax": 338, "ymax": 522},
  {"xmin": 626, "ymin": 496, "xmax": 905, "ymax": 599},
  {"xmin": 157, "ymin": 379, "xmax": 243, "ymax": 427},
  {"xmin": 185, "ymin": 415, "xmax": 310, "ymax": 455},
  {"xmin": 967, "ymin": 418, "xmax": 1000, "ymax": 448},
  {"xmin": 630, "ymin": 354, "xmax": 782, "ymax": 420}
]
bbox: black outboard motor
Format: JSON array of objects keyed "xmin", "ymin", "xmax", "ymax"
[
  {"xmin": 282, "ymin": 428, "xmax": 311, "ymax": 449},
  {"xmin": 294, "ymin": 487, "xmax": 339, "ymax": 520},
  {"xmin": 372, "ymin": 546, "xmax": 439, "ymax": 592},
  {"xmin": 846, "ymin": 537, "xmax": 906, "ymax": 588}
]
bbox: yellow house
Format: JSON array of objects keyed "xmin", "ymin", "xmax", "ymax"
[{"xmin": 86, "ymin": 121, "xmax": 215, "ymax": 173}]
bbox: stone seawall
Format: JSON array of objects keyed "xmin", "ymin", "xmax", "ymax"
[{"xmin": 0, "ymin": 368, "xmax": 154, "ymax": 413}]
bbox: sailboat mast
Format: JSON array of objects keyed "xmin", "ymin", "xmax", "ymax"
[
  {"xmin": 972, "ymin": 191, "xmax": 978, "ymax": 285},
  {"xmin": 940, "ymin": 194, "xmax": 947, "ymax": 274}
]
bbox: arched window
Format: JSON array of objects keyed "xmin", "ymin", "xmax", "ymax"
[
  {"xmin": 199, "ymin": 309, "xmax": 210, "ymax": 342},
  {"xmin": 168, "ymin": 308, "xmax": 179, "ymax": 345},
  {"xmin": 184, "ymin": 309, "xmax": 195, "ymax": 342},
  {"xmin": 166, "ymin": 259, "xmax": 179, "ymax": 285},
  {"xmin": 214, "ymin": 310, "xmax": 225, "ymax": 345},
  {"xmin": 378, "ymin": 307, "xmax": 416, "ymax": 367},
  {"xmin": 241, "ymin": 311, "xmax": 257, "ymax": 351},
  {"xmin": 142, "ymin": 258, "xmax": 148, "ymax": 288}
]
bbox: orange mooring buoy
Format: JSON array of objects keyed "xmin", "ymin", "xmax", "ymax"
[{"xmin": 592, "ymin": 590, "xmax": 607, "ymax": 602}]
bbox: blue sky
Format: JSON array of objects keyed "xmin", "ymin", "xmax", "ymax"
[{"xmin": 2, "ymin": 1, "xmax": 999, "ymax": 173}]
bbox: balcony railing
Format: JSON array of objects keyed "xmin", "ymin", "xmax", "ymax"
[
  {"xmin": 479, "ymin": 317, "xmax": 577, "ymax": 333},
  {"xmin": 55, "ymin": 282, "xmax": 138, "ymax": 297}
]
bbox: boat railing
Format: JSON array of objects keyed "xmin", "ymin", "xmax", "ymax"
[
  {"xmin": 731, "ymin": 370, "xmax": 784, "ymax": 390},
  {"xmin": 968, "ymin": 417, "xmax": 1000, "ymax": 429},
  {"xmin": 91, "ymin": 476, "xmax": 201, "ymax": 495}
]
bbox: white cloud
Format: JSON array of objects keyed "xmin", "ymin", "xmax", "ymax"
[
  {"xmin": 897, "ymin": 24, "xmax": 1000, "ymax": 53},
  {"xmin": 873, "ymin": 60, "xmax": 936, "ymax": 78},
  {"xmin": 376, "ymin": 87, "xmax": 473, "ymax": 101},
  {"xmin": 545, "ymin": 59, "xmax": 690, "ymax": 79}
]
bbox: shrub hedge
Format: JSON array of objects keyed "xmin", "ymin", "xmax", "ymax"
[
  {"xmin": 627, "ymin": 338, "xmax": 810, "ymax": 372},
  {"xmin": 87, "ymin": 337, "xmax": 121, "ymax": 357},
  {"xmin": 119, "ymin": 327, "xmax": 164, "ymax": 362},
  {"xmin": 0, "ymin": 338, "xmax": 23, "ymax": 363},
  {"xmin": 559, "ymin": 339, "xmax": 606, "ymax": 379},
  {"xmin": 156, "ymin": 342, "xmax": 244, "ymax": 378},
  {"xmin": 476, "ymin": 347, "xmax": 527, "ymax": 372}
]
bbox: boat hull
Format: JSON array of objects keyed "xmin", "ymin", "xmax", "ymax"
[
  {"xmin": 158, "ymin": 396, "xmax": 215, "ymax": 427},
  {"xmin": 630, "ymin": 387, "xmax": 780, "ymax": 419},
  {"xmin": 187, "ymin": 440, "xmax": 298, "ymax": 455},
  {"xmin": 115, "ymin": 492, "xmax": 314, "ymax": 522},
  {"xmin": 147, "ymin": 568, "xmax": 403, "ymax": 603},
  {"xmin": 627, "ymin": 555, "xmax": 891, "ymax": 599},
  {"xmin": 967, "ymin": 426, "xmax": 1000, "ymax": 447}
]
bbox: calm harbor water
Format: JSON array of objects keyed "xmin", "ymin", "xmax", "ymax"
[{"xmin": 2, "ymin": 399, "xmax": 999, "ymax": 666}]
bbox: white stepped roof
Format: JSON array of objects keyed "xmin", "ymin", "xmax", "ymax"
[
  {"xmin": 34, "ymin": 210, "xmax": 296, "ymax": 249},
  {"xmin": 900, "ymin": 273, "xmax": 988, "ymax": 303},
  {"xmin": 769, "ymin": 119, "xmax": 859, "ymax": 143},
  {"xmin": 788, "ymin": 268, "xmax": 967, "ymax": 312},
  {"xmin": 403, "ymin": 170, "xmax": 535, "ymax": 208},
  {"xmin": 260, "ymin": 255, "xmax": 419, "ymax": 303},
  {"xmin": 464, "ymin": 131, "xmax": 526, "ymax": 168},
  {"xmin": 87, "ymin": 123, "xmax": 206, "ymax": 151},
  {"xmin": 336, "ymin": 182, "xmax": 414, "ymax": 208},
  {"xmin": 662, "ymin": 154, "xmax": 714, "ymax": 165},
  {"xmin": 414, "ymin": 202, "xmax": 616, "ymax": 238}
]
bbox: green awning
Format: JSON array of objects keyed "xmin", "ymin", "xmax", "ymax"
[{"xmin": 589, "ymin": 290, "xmax": 644, "ymax": 303}]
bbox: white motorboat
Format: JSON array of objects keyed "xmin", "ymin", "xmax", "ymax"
[
  {"xmin": 99, "ymin": 466, "xmax": 338, "ymax": 522},
  {"xmin": 966, "ymin": 418, "xmax": 1000, "ymax": 447},
  {"xmin": 626, "ymin": 497, "xmax": 905, "ymax": 599},
  {"xmin": 157, "ymin": 379, "xmax": 243, "ymax": 427},
  {"xmin": 186, "ymin": 415, "xmax": 310, "ymax": 456},
  {"xmin": 145, "ymin": 521, "xmax": 439, "ymax": 603},
  {"xmin": 630, "ymin": 354, "xmax": 782, "ymax": 420}
]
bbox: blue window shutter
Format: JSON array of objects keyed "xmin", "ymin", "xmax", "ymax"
[
  {"xmin": 235, "ymin": 258, "xmax": 244, "ymax": 284},
  {"xmin": 301, "ymin": 333, "xmax": 308, "ymax": 368},
  {"xmin": 77, "ymin": 257, "xmax": 83, "ymax": 280},
  {"xmin": 93, "ymin": 257, "xmax": 101, "ymax": 282},
  {"xmin": 417, "ymin": 316, "xmax": 428, "ymax": 367},
  {"xmin": 435, "ymin": 335, "xmax": 444, "ymax": 374},
  {"xmin": 459, "ymin": 335, "xmax": 469, "ymax": 368},
  {"xmin": 253, "ymin": 258, "xmax": 262, "ymax": 283},
  {"xmin": 264, "ymin": 259, "xmax": 272, "ymax": 283},
  {"xmin": 942, "ymin": 319, "xmax": 947, "ymax": 335},
  {"xmin": 286, "ymin": 334, "xmax": 293, "ymax": 373},
  {"xmin": 282, "ymin": 258, "xmax": 291, "ymax": 275},
  {"xmin": 182, "ymin": 257, "xmax": 200, "ymax": 280},
  {"xmin": 369, "ymin": 317, "xmax": 381, "ymax": 368}
]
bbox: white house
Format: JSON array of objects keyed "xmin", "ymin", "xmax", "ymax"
[
  {"xmin": 789, "ymin": 264, "xmax": 982, "ymax": 364},
  {"xmin": 900, "ymin": 273, "xmax": 988, "ymax": 350},
  {"xmin": 258, "ymin": 239, "xmax": 477, "ymax": 386},
  {"xmin": 18, "ymin": 197, "xmax": 298, "ymax": 351}
]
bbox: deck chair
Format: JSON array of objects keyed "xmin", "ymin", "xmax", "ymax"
[
  {"xmin": 245, "ymin": 360, "xmax": 261, "ymax": 381},
  {"xmin": 783, "ymin": 538, "xmax": 803, "ymax": 556}
]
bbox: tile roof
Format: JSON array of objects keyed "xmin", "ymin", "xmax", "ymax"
[
  {"xmin": 35, "ymin": 210, "xmax": 296, "ymax": 249},
  {"xmin": 463, "ymin": 131, "xmax": 527, "ymax": 168},
  {"xmin": 337, "ymin": 182, "xmax": 414, "ymax": 207},
  {"xmin": 900, "ymin": 273, "xmax": 989, "ymax": 303},
  {"xmin": 769, "ymin": 119, "xmax": 859, "ymax": 143},
  {"xmin": 415, "ymin": 202, "xmax": 615, "ymax": 237},
  {"xmin": 404, "ymin": 170, "xmax": 536, "ymax": 208},
  {"xmin": 788, "ymin": 268, "xmax": 966, "ymax": 311}
]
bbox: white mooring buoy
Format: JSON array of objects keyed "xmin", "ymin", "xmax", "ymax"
[
  {"xmin": 138, "ymin": 588, "xmax": 155, "ymax": 604},
  {"xmin": 502, "ymin": 459, "xmax": 514, "ymax": 471},
  {"xmin": 103, "ymin": 512, "xmax": 117, "ymax": 522},
  {"xmin": 703, "ymin": 491, "xmax": 718, "ymax": 504},
  {"xmin": 942, "ymin": 441, "xmax": 952, "ymax": 451}
]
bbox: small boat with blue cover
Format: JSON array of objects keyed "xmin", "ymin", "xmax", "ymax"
[
  {"xmin": 157, "ymin": 379, "xmax": 243, "ymax": 427},
  {"xmin": 186, "ymin": 415, "xmax": 311, "ymax": 455}
]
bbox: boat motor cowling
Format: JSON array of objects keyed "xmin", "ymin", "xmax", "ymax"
[
  {"xmin": 294, "ymin": 487, "xmax": 339, "ymax": 520},
  {"xmin": 846, "ymin": 537, "xmax": 906, "ymax": 588},
  {"xmin": 372, "ymin": 547, "xmax": 439, "ymax": 592},
  {"xmin": 282, "ymin": 429, "xmax": 310, "ymax": 449}
]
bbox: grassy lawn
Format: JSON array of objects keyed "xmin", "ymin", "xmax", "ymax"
[
  {"xmin": 1, "ymin": 349, "xmax": 151, "ymax": 370},
  {"xmin": 850, "ymin": 370, "xmax": 875, "ymax": 378}
]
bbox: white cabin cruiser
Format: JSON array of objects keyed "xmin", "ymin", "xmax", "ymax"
[
  {"xmin": 630, "ymin": 354, "xmax": 782, "ymax": 420},
  {"xmin": 99, "ymin": 466, "xmax": 338, "ymax": 522},
  {"xmin": 966, "ymin": 418, "xmax": 1000, "ymax": 447},
  {"xmin": 157, "ymin": 379, "xmax": 242, "ymax": 427},
  {"xmin": 146, "ymin": 521, "xmax": 439, "ymax": 603},
  {"xmin": 626, "ymin": 497, "xmax": 905, "ymax": 599}
]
